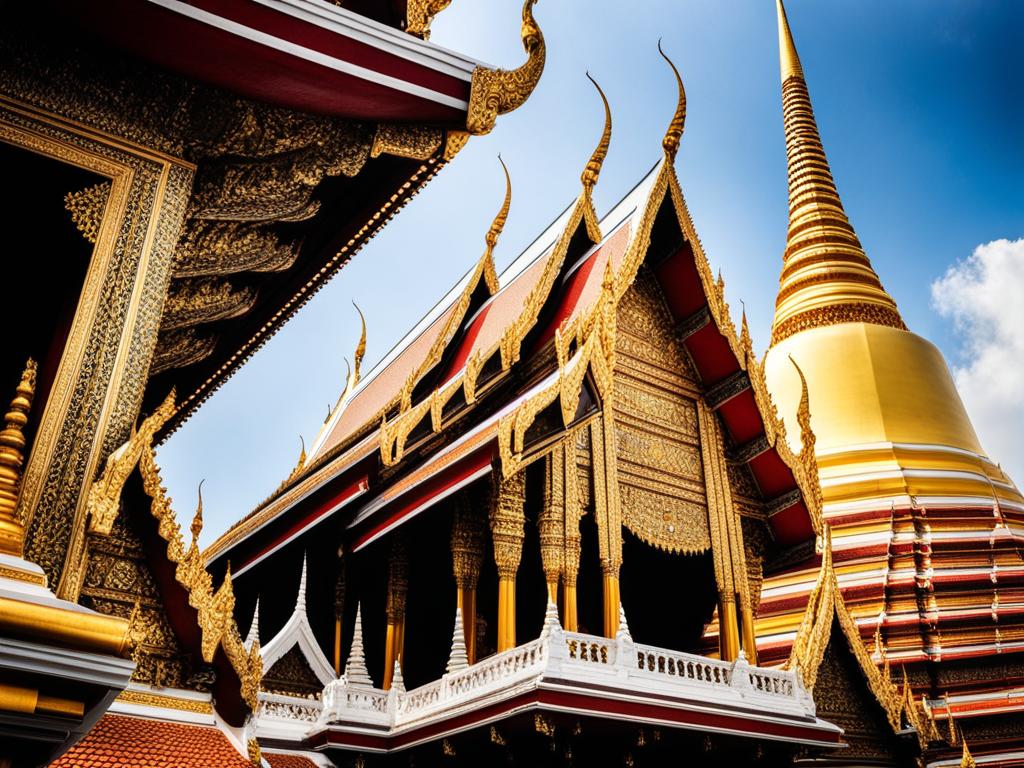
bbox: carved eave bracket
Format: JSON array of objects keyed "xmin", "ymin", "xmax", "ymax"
[{"xmin": 466, "ymin": 0, "xmax": 545, "ymax": 135}]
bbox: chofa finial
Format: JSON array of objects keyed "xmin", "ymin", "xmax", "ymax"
[
  {"xmin": 466, "ymin": 0, "xmax": 546, "ymax": 135},
  {"xmin": 788, "ymin": 355, "xmax": 815, "ymax": 458},
  {"xmin": 657, "ymin": 40, "xmax": 686, "ymax": 161},
  {"xmin": 190, "ymin": 479, "xmax": 205, "ymax": 546},
  {"xmin": 485, "ymin": 155, "xmax": 513, "ymax": 251},
  {"xmin": 352, "ymin": 302, "xmax": 367, "ymax": 384},
  {"xmin": 581, "ymin": 72, "xmax": 612, "ymax": 194}
]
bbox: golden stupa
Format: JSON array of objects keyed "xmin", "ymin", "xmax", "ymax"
[{"xmin": 764, "ymin": 0, "xmax": 1020, "ymax": 513}]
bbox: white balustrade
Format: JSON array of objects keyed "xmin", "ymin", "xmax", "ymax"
[
  {"xmin": 306, "ymin": 621, "xmax": 813, "ymax": 739},
  {"xmin": 258, "ymin": 691, "xmax": 322, "ymax": 723}
]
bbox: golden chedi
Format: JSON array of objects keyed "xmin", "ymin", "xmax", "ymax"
[{"xmin": 762, "ymin": 0, "xmax": 1024, "ymax": 752}]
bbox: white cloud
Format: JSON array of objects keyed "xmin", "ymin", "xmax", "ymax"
[{"xmin": 931, "ymin": 238, "xmax": 1024, "ymax": 487}]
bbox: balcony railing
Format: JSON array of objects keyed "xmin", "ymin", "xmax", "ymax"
[{"xmin": 314, "ymin": 607, "xmax": 818, "ymax": 738}]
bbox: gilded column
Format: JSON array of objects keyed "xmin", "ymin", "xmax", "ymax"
[
  {"xmin": 333, "ymin": 545, "xmax": 345, "ymax": 675},
  {"xmin": 539, "ymin": 449, "xmax": 566, "ymax": 604},
  {"xmin": 0, "ymin": 360, "xmax": 35, "ymax": 558},
  {"xmin": 591, "ymin": 415, "xmax": 622, "ymax": 638},
  {"xmin": 490, "ymin": 470, "xmax": 525, "ymax": 652},
  {"xmin": 383, "ymin": 536, "xmax": 408, "ymax": 689},
  {"xmin": 450, "ymin": 493, "xmax": 484, "ymax": 664},
  {"xmin": 697, "ymin": 400, "xmax": 744, "ymax": 661},
  {"xmin": 563, "ymin": 439, "xmax": 583, "ymax": 632}
]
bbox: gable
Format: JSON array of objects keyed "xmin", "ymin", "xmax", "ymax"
[
  {"xmin": 809, "ymin": 621, "xmax": 909, "ymax": 763},
  {"xmin": 263, "ymin": 645, "xmax": 323, "ymax": 698},
  {"xmin": 612, "ymin": 271, "xmax": 709, "ymax": 555}
]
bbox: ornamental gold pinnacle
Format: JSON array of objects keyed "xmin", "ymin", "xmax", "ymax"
[
  {"xmin": 352, "ymin": 301, "xmax": 367, "ymax": 384},
  {"xmin": 485, "ymin": 156, "xmax": 512, "ymax": 251},
  {"xmin": 0, "ymin": 359, "xmax": 36, "ymax": 557},
  {"xmin": 190, "ymin": 480, "xmax": 205, "ymax": 548},
  {"xmin": 581, "ymin": 73, "xmax": 611, "ymax": 194},
  {"xmin": 770, "ymin": 0, "xmax": 905, "ymax": 346},
  {"xmin": 657, "ymin": 40, "xmax": 686, "ymax": 162}
]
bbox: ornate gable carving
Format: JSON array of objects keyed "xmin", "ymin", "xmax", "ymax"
[
  {"xmin": 82, "ymin": 512, "xmax": 205, "ymax": 691},
  {"xmin": 262, "ymin": 646, "xmax": 323, "ymax": 698},
  {"xmin": 612, "ymin": 272, "xmax": 710, "ymax": 555}
]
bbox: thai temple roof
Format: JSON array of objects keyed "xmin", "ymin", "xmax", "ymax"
[{"xmin": 52, "ymin": 714, "xmax": 253, "ymax": 768}]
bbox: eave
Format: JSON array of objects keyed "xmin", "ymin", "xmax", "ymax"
[{"xmin": 54, "ymin": 0, "xmax": 481, "ymax": 123}]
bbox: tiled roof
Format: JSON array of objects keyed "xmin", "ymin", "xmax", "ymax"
[
  {"xmin": 52, "ymin": 714, "xmax": 251, "ymax": 768},
  {"xmin": 265, "ymin": 753, "xmax": 320, "ymax": 768},
  {"xmin": 323, "ymin": 305, "xmax": 457, "ymax": 453}
]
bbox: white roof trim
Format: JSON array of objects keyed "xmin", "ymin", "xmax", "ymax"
[
  {"xmin": 256, "ymin": 0, "xmax": 486, "ymax": 76},
  {"xmin": 261, "ymin": 555, "xmax": 336, "ymax": 686},
  {"xmin": 144, "ymin": 0, "xmax": 469, "ymax": 110}
]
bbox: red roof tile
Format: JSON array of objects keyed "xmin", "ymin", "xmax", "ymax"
[{"xmin": 52, "ymin": 714, "xmax": 251, "ymax": 768}]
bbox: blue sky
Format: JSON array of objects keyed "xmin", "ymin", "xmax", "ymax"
[{"xmin": 157, "ymin": 1, "xmax": 1024, "ymax": 547}]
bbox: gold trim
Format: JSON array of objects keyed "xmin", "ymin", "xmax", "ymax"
[
  {"xmin": 0, "ymin": 97, "xmax": 193, "ymax": 598},
  {"xmin": 138, "ymin": 443, "xmax": 263, "ymax": 711},
  {"xmin": 115, "ymin": 689, "xmax": 213, "ymax": 714}
]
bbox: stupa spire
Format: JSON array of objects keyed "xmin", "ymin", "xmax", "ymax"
[
  {"xmin": 344, "ymin": 602, "xmax": 372, "ymax": 687},
  {"xmin": 770, "ymin": 0, "xmax": 905, "ymax": 346}
]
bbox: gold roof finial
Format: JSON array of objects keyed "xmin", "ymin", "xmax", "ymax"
[
  {"xmin": 739, "ymin": 303, "xmax": 752, "ymax": 355},
  {"xmin": 775, "ymin": 0, "xmax": 804, "ymax": 83},
  {"xmin": 352, "ymin": 302, "xmax": 367, "ymax": 384},
  {"xmin": 405, "ymin": 0, "xmax": 453, "ymax": 40},
  {"xmin": 466, "ymin": 0, "xmax": 545, "ymax": 135},
  {"xmin": 581, "ymin": 72, "xmax": 612, "ymax": 194},
  {"xmin": 485, "ymin": 155, "xmax": 513, "ymax": 252},
  {"xmin": 190, "ymin": 479, "xmax": 205, "ymax": 548},
  {"xmin": 769, "ymin": 0, "xmax": 905, "ymax": 346},
  {"xmin": 0, "ymin": 359, "xmax": 36, "ymax": 557},
  {"xmin": 657, "ymin": 40, "xmax": 687, "ymax": 162},
  {"xmin": 789, "ymin": 355, "xmax": 816, "ymax": 458}
]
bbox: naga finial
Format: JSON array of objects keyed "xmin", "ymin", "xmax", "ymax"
[
  {"xmin": 406, "ymin": 0, "xmax": 453, "ymax": 40},
  {"xmin": 657, "ymin": 39, "xmax": 687, "ymax": 162},
  {"xmin": 581, "ymin": 73, "xmax": 612, "ymax": 194},
  {"xmin": 0, "ymin": 359, "xmax": 37, "ymax": 557},
  {"xmin": 466, "ymin": 0, "xmax": 546, "ymax": 135},
  {"xmin": 190, "ymin": 479, "xmax": 205, "ymax": 547},
  {"xmin": 485, "ymin": 155, "xmax": 513, "ymax": 252},
  {"xmin": 352, "ymin": 302, "xmax": 367, "ymax": 384},
  {"xmin": 789, "ymin": 355, "xmax": 815, "ymax": 459}
]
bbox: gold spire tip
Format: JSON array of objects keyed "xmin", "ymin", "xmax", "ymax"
[
  {"xmin": 352, "ymin": 302, "xmax": 367, "ymax": 383},
  {"xmin": 191, "ymin": 479, "xmax": 205, "ymax": 545},
  {"xmin": 581, "ymin": 72, "xmax": 611, "ymax": 192},
  {"xmin": 657, "ymin": 39, "xmax": 686, "ymax": 161},
  {"xmin": 486, "ymin": 155, "xmax": 512, "ymax": 250},
  {"xmin": 775, "ymin": 0, "xmax": 804, "ymax": 83}
]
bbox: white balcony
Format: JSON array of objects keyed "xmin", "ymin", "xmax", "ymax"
[{"xmin": 307, "ymin": 608, "xmax": 842, "ymax": 752}]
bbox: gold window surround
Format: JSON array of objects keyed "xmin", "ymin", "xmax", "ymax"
[{"xmin": 0, "ymin": 96, "xmax": 194, "ymax": 599}]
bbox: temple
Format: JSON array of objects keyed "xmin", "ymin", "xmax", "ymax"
[
  {"xmin": 206, "ymin": 61, "xmax": 843, "ymax": 765},
  {"xmin": 0, "ymin": 0, "xmax": 541, "ymax": 765},
  {"xmin": 1, "ymin": 0, "xmax": 1017, "ymax": 766}
]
